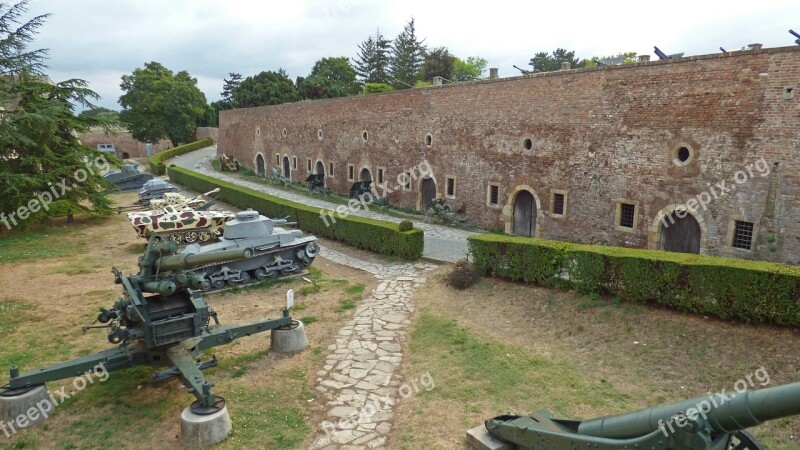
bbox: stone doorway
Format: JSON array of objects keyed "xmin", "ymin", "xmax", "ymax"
[
  {"xmin": 513, "ymin": 190, "xmax": 537, "ymax": 237},
  {"xmin": 256, "ymin": 154, "xmax": 265, "ymax": 177},
  {"xmin": 282, "ymin": 156, "xmax": 291, "ymax": 179},
  {"xmin": 421, "ymin": 177, "xmax": 436, "ymax": 210},
  {"xmin": 359, "ymin": 168, "xmax": 372, "ymax": 182},
  {"xmin": 660, "ymin": 212, "xmax": 701, "ymax": 254}
]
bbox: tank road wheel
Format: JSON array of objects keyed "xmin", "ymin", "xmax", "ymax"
[
  {"xmin": 305, "ymin": 241, "xmax": 319, "ymax": 258},
  {"xmin": 254, "ymin": 268, "xmax": 268, "ymax": 280},
  {"xmin": 212, "ymin": 279, "xmax": 225, "ymax": 290},
  {"xmin": 198, "ymin": 230, "xmax": 212, "ymax": 242},
  {"xmin": 281, "ymin": 262, "xmax": 300, "ymax": 276},
  {"xmin": 237, "ymin": 271, "xmax": 251, "ymax": 284},
  {"xmin": 168, "ymin": 233, "xmax": 182, "ymax": 243},
  {"xmin": 728, "ymin": 430, "xmax": 765, "ymax": 450},
  {"xmin": 184, "ymin": 231, "xmax": 199, "ymax": 243}
]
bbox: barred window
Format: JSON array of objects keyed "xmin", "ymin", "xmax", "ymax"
[
  {"xmin": 553, "ymin": 193, "xmax": 565, "ymax": 215},
  {"xmin": 488, "ymin": 185, "xmax": 499, "ymax": 206},
  {"xmin": 732, "ymin": 221, "xmax": 754, "ymax": 250},
  {"xmin": 619, "ymin": 203, "xmax": 636, "ymax": 228}
]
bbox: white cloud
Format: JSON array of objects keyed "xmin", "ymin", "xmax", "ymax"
[{"xmin": 25, "ymin": 0, "xmax": 800, "ymax": 109}]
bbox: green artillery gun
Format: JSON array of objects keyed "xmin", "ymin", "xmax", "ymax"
[
  {"xmin": 484, "ymin": 381, "xmax": 800, "ymax": 449},
  {"xmin": 305, "ymin": 173, "xmax": 331, "ymax": 196},
  {"xmin": 0, "ymin": 239, "xmax": 307, "ymax": 445},
  {"xmin": 270, "ymin": 166, "xmax": 292, "ymax": 187}
]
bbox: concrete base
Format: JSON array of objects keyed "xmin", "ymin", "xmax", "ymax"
[
  {"xmin": 270, "ymin": 320, "xmax": 308, "ymax": 353},
  {"xmin": 0, "ymin": 385, "xmax": 53, "ymax": 430},
  {"xmin": 180, "ymin": 405, "xmax": 232, "ymax": 448},
  {"xmin": 466, "ymin": 424, "xmax": 512, "ymax": 450}
]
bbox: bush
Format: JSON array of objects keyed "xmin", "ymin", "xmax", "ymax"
[
  {"xmin": 446, "ymin": 258, "xmax": 481, "ymax": 290},
  {"xmin": 399, "ymin": 220, "xmax": 414, "ymax": 232},
  {"xmin": 148, "ymin": 138, "xmax": 214, "ymax": 175},
  {"xmin": 468, "ymin": 234, "xmax": 800, "ymax": 326},
  {"xmin": 168, "ymin": 166, "xmax": 423, "ymax": 259}
]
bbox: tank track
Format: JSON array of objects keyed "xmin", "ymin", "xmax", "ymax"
[{"xmin": 191, "ymin": 241, "xmax": 317, "ymax": 292}]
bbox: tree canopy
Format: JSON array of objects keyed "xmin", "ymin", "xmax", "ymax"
[
  {"xmin": 298, "ymin": 57, "xmax": 360, "ymax": 99},
  {"xmin": 452, "ymin": 56, "xmax": 488, "ymax": 81},
  {"xmin": 78, "ymin": 106, "xmax": 120, "ymax": 122},
  {"xmin": 354, "ymin": 29, "xmax": 391, "ymax": 85},
  {"xmin": 0, "ymin": 0, "xmax": 115, "ymax": 227},
  {"xmin": 421, "ymin": 47, "xmax": 456, "ymax": 81},
  {"xmin": 119, "ymin": 62, "xmax": 207, "ymax": 146},
  {"xmin": 389, "ymin": 18, "xmax": 426, "ymax": 89},
  {"xmin": 233, "ymin": 70, "xmax": 299, "ymax": 108},
  {"xmin": 529, "ymin": 48, "xmax": 584, "ymax": 72}
]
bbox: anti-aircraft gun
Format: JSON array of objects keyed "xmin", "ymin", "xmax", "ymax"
[
  {"xmin": 0, "ymin": 238, "xmax": 308, "ymax": 445},
  {"xmin": 483, "ymin": 381, "xmax": 800, "ymax": 449}
]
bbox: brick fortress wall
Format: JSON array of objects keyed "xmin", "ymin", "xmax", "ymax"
[{"xmin": 219, "ymin": 46, "xmax": 800, "ymax": 264}]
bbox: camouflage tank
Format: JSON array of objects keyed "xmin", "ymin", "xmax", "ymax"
[
  {"xmin": 128, "ymin": 204, "xmax": 235, "ymax": 243},
  {"xmin": 181, "ymin": 209, "xmax": 319, "ymax": 290}
]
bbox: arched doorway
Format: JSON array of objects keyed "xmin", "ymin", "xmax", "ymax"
[
  {"xmin": 421, "ymin": 177, "xmax": 436, "ymax": 210},
  {"xmin": 660, "ymin": 212, "xmax": 701, "ymax": 254},
  {"xmin": 315, "ymin": 161, "xmax": 325, "ymax": 176},
  {"xmin": 282, "ymin": 156, "xmax": 291, "ymax": 179},
  {"xmin": 256, "ymin": 154, "xmax": 265, "ymax": 177},
  {"xmin": 122, "ymin": 152, "xmax": 130, "ymax": 159},
  {"xmin": 513, "ymin": 190, "xmax": 537, "ymax": 237},
  {"xmin": 359, "ymin": 168, "xmax": 372, "ymax": 182}
]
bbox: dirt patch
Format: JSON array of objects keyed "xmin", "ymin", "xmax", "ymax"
[{"xmin": 390, "ymin": 270, "xmax": 800, "ymax": 449}]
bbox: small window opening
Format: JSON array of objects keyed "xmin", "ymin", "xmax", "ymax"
[
  {"xmin": 732, "ymin": 221, "xmax": 755, "ymax": 250},
  {"xmin": 488, "ymin": 185, "xmax": 499, "ymax": 206},
  {"xmin": 553, "ymin": 193, "xmax": 565, "ymax": 215},
  {"xmin": 446, "ymin": 178, "xmax": 455, "ymax": 197},
  {"xmin": 619, "ymin": 203, "xmax": 636, "ymax": 228},
  {"xmin": 523, "ymin": 138, "xmax": 533, "ymax": 151}
]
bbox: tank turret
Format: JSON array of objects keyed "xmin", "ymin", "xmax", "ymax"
[{"xmin": 183, "ymin": 209, "xmax": 319, "ymax": 290}]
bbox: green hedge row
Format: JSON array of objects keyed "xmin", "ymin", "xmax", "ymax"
[
  {"xmin": 468, "ymin": 234, "xmax": 800, "ymax": 326},
  {"xmin": 168, "ymin": 166, "xmax": 424, "ymax": 259},
  {"xmin": 148, "ymin": 138, "xmax": 215, "ymax": 175}
]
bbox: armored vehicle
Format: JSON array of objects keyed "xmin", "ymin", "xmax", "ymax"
[
  {"xmin": 129, "ymin": 204, "xmax": 235, "ymax": 243},
  {"xmin": 104, "ymin": 163, "xmax": 153, "ymax": 190},
  {"xmin": 182, "ymin": 209, "xmax": 318, "ymax": 290},
  {"xmin": 138, "ymin": 179, "xmax": 179, "ymax": 205},
  {"xmin": 349, "ymin": 180, "xmax": 372, "ymax": 199}
]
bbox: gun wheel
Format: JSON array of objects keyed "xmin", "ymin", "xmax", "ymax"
[{"xmin": 728, "ymin": 430, "xmax": 765, "ymax": 450}]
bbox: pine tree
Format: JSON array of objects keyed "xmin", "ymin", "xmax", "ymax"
[
  {"xmin": 389, "ymin": 19, "xmax": 426, "ymax": 89},
  {"xmin": 354, "ymin": 29, "xmax": 391, "ymax": 85},
  {"xmin": 220, "ymin": 72, "xmax": 242, "ymax": 105},
  {"xmin": 0, "ymin": 1, "xmax": 116, "ymax": 229}
]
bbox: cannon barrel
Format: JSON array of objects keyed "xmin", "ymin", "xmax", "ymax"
[
  {"xmin": 577, "ymin": 381, "xmax": 800, "ymax": 439},
  {"xmin": 155, "ymin": 247, "xmax": 251, "ymax": 271}
]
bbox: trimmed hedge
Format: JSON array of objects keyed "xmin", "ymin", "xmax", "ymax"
[
  {"xmin": 168, "ymin": 166, "xmax": 424, "ymax": 259},
  {"xmin": 149, "ymin": 138, "xmax": 214, "ymax": 175},
  {"xmin": 468, "ymin": 234, "xmax": 800, "ymax": 326}
]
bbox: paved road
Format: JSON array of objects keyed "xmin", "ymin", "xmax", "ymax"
[{"xmin": 168, "ymin": 146, "xmax": 476, "ymax": 263}]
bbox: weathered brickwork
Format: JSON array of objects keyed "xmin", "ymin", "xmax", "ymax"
[
  {"xmin": 78, "ymin": 128, "xmax": 172, "ymax": 159},
  {"xmin": 219, "ymin": 46, "xmax": 800, "ymax": 264}
]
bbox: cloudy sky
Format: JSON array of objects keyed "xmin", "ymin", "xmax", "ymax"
[{"xmin": 25, "ymin": 0, "xmax": 800, "ymax": 110}]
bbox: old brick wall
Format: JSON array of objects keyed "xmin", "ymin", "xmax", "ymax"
[
  {"xmin": 78, "ymin": 128, "xmax": 172, "ymax": 159},
  {"xmin": 219, "ymin": 46, "xmax": 800, "ymax": 264}
]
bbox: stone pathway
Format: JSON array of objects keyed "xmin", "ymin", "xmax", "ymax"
[
  {"xmin": 307, "ymin": 244, "xmax": 438, "ymax": 449},
  {"xmin": 169, "ymin": 146, "xmax": 476, "ymax": 262}
]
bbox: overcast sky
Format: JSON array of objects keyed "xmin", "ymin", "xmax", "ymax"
[{"xmin": 26, "ymin": 0, "xmax": 800, "ymax": 110}]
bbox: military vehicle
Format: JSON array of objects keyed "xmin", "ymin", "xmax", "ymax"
[
  {"xmin": 0, "ymin": 238, "xmax": 304, "ymax": 421},
  {"xmin": 181, "ymin": 209, "xmax": 318, "ymax": 290},
  {"xmin": 270, "ymin": 167, "xmax": 291, "ymax": 187},
  {"xmin": 129, "ymin": 205, "xmax": 235, "ymax": 243},
  {"xmin": 104, "ymin": 163, "xmax": 153, "ymax": 190},
  {"xmin": 219, "ymin": 154, "xmax": 240, "ymax": 171},
  {"xmin": 305, "ymin": 173, "xmax": 330, "ymax": 196},
  {"xmin": 484, "ymin": 380, "xmax": 800, "ymax": 449},
  {"xmin": 138, "ymin": 179, "xmax": 179, "ymax": 205},
  {"xmin": 118, "ymin": 188, "xmax": 220, "ymax": 214}
]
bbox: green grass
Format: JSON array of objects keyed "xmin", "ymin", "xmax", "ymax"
[
  {"xmin": 299, "ymin": 316, "xmax": 318, "ymax": 325},
  {"xmin": 0, "ymin": 230, "xmax": 87, "ymax": 264},
  {"xmin": 335, "ymin": 298, "xmax": 358, "ymax": 313},
  {"xmin": 224, "ymin": 387, "xmax": 311, "ymax": 449},
  {"xmin": 344, "ymin": 283, "xmax": 365, "ymax": 295}
]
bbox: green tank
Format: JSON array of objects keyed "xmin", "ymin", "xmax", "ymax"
[{"xmin": 485, "ymin": 381, "xmax": 800, "ymax": 449}]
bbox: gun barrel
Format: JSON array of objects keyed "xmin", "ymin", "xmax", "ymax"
[
  {"xmin": 577, "ymin": 381, "xmax": 800, "ymax": 439},
  {"xmin": 155, "ymin": 248, "xmax": 250, "ymax": 271}
]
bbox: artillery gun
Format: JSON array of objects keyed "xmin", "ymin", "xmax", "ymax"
[
  {"xmin": 219, "ymin": 154, "xmax": 240, "ymax": 171},
  {"xmin": 0, "ymin": 239, "xmax": 307, "ymax": 445},
  {"xmin": 305, "ymin": 173, "xmax": 331, "ymax": 196},
  {"xmin": 482, "ymin": 381, "xmax": 800, "ymax": 449},
  {"xmin": 182, "ymin": 209, "xmax": 319, "ymax": 291},
  {"xmin": 270, "ymin": 167, "xmax": 291, "ymax": 187}
]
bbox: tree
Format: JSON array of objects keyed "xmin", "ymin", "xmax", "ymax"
[
  {"xmin": 363, "ymin": 83, "xmax": 394, "ymax": 94},
  {"xmin": 529, "ymin": 48, "xmax": 584, "ymax": 72},
  {"xmin": 78, "ymin": 106, "xmax": 120, "ymax": 122},
  {"xmin": 233, "ymin": 70, "xmax": 299, "ymax": 108},
  {"xmin": 421, "ymin": 47, "xmax": 456, "ymax": 81},
  {"xmin": 389, "ymin": 18, "xmax": 426, "ymax": 89},
  {"xmin": 583, "ymin": 52, "xmax": 638, "ymax": 68},
  {"xmin": 119, "ymin": 62, "xmax": 207, "ymax": 146},
  {"xmin": 452, "ymin": 56, "xmax": 488, "ymax": 81},
  {"xmin": 220, "ymin": 72, "xmax": 242, "ymax": 105},
  {"xmin": 299, "ymin": 57, "xmax": 359, "ymax": 99},
  {"xmin": 0, "ymin": 0, "xmax": 115, "ymax": 227},
  {"xmin": 354, "ymin": 29, "xmax": 391, "ymax": 85}
]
